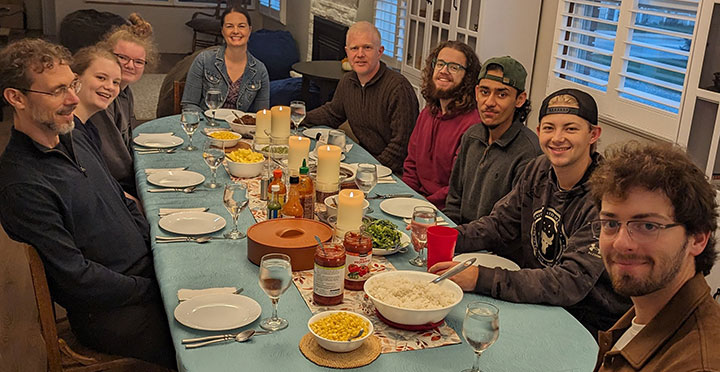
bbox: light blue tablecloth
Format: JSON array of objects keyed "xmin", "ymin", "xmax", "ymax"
[{"xmin": 134, "ymin": 116, "xmax": 598, "ymax": 372}]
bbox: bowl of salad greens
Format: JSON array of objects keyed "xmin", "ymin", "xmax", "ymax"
[{"xmin": 362, "ymin": 219, "xmax": 402, "ymax": 252}]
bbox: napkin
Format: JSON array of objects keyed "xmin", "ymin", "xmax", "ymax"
[
  {"xmin": 145, "ymin": 167, "xmax": 186, "ymax": 174},
  {"xmin": 158, "ymin": 207, "xmax": 208, "ymax": 216},
  {"xmin": 177, "ymin": 287, "xmax": 237, "ymax": 301},
  {"xmin": 377, "ymin": 176, "xmax": 396, "ymax": 184},
  {"xmin": 137, "ymin": 132, "xmax": 173, "ymax": 137}
]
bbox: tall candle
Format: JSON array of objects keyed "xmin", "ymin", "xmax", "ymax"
[
  {"xmin": 255, "ymin": 109, "xmax": 271, "ymax": 145},
  {"xmin": 316, "ymin": 144, "xmax": 341, "ymax": 191},
  {"xmin": 288, "ymin": 136, "xmax": 310, "ymax": 176},
  {"xmin": 270, "ymin": 105, "xmax": 290, "ymax": 143},
  {"xmin": 336, "ymin": 189, "xmax": 364, "ymax": 237}
]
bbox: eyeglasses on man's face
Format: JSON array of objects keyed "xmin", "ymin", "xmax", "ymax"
[
  {"xmin": 114, "ymin": 53, "xmax": 147, "ymax": 67},
  {"xmin": 590, "ymin": 219, "xmax": 683, "ymax": 244},
  {"xmin": 18, "ymin": 79, "xmax": 82, "ymax": 99},
  {"xmin": 433, "ymin": 59, "xmax": 466, "ymax": 74}
]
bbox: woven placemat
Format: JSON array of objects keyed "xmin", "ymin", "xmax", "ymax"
[{"xmin": 299, "ymin": 333, "xmax": 381, "ymax": 369}]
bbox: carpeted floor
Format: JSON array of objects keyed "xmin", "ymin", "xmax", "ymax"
[{"xmin": 131, "ymin": 73, "xmax": 166, "ymax": 121}]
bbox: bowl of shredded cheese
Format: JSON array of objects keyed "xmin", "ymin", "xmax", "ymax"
[
  {"xmin": 307, "ymin": 310, "xmax": 373, "ymax": 352},
  {"xmin": 226, "ymin": 148, "xmax": 265, "ymax": 178},
  {"xmin": 207, "ymin": 130, "xmax": 241, "ymax": 147}
]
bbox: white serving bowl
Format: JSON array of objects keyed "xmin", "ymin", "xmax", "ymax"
[
  {"xmin": 228, "ymin": 121, "xmax": 255, "ymax": 136},
  {"xmin": 324, "ymin": 195, "xmax": 370, "ymax": 217},
  {"xmin": 307, "ymin": 310, "xmax": 373, "ymax": 353},
  {"xmin": 207, "ymin": 130, "xmax": 241, "ymax": 147},
  {"xmin": 226, "ymin": 158, "xmax": 264, "ymax": 178},
  {"xmin": 364, "ymin": 270, "xmax": 463, "ymax": 325}
]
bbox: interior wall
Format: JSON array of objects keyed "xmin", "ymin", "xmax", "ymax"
[{"xmin": 260, "ymin": 0, "xmax": 311, "ymax": 62}]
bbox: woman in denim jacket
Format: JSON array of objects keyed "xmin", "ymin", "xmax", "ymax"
[{"xmin": 182, "ymin": 7, "xmax": 269, "ymax": 113}]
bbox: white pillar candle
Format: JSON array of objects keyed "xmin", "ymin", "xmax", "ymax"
[
  {"xmin": 288, "ymin": 136, "xmax": 310, "ymax": 176},
  {"xmin": 336, "ymin": 189, "xmax": 364, "ymax": 238},
  {"xmin": 255, "ymin": 109, "xmax": 271, "ymax": 145},
  {"xmin": 316, "ymin": 144, "xmax": 341, "ymax": 192},
  {"xmin": 270, "ymin": 105, "xmax": 290, "ymax": 144}
]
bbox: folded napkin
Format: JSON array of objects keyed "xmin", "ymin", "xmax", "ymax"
[
  {"xmin": 177, "ymin": 287, "xmax": 237, "ymax": 301},
  {"xmin": 377, "ymin": 177, "xmax": 396, "ymax": 184},
  {"xmin": 158, "ymin": 207, "xmax": 208, "ymax": 216},
  {"xmin": 403, "ymin": 217, "xmax": 449, "ymax": 226},
  {"xmin": 145, "ymin": 167, "xmax": 186, "ymax": 174}
]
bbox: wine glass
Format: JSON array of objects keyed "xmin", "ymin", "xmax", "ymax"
[
  {"xmin": 327, "ymin": 129, "xmax": 346, "ymax": 153},
  {"xmin": 409, "ymin": 205, "xmax": 437, "ymax": 267},
  {"xmin": 202, "ymin": 141, "xmax": 225, "ymax": 188},
  {"xmin": 258, "ymin": 253, "xmax": 292, "ymax": 331},
  {"xmin": 205, "ymin": 88, "xmax": 223, "ymax": 127},
  {"xmin": 290, "ymin": 100, "xmax": 306, "ymax": 134},
  {"xmin": 180, "ymin": 109, "xmax": 200, "ymax": 151},
  {"xmin": 223, "ymin": 183, "xmax": 247, "ymax": 239},
  {"xmin": 461, "ymin": 302, "xmax": 499, "ymax": 372}
]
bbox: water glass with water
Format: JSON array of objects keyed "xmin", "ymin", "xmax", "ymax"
[
  {"xmin": 180, "ymin": 109, "xmax": 200, "ymax": 151},
  {"xmin": 290, "ymin": 100, "xmax": 306, "ymax": 134},
  {"xmin": 205, "ymin": 89, "xmax": 223, "ymax": 126},
  {"xmin": 409, "ymin": 206, "xmax": 436, "ymax": 267},
  {"xmin": 258, "ymin": 253, "xmax": 292, "ymax": 331},
  {"xmin": 461, "ymin": 302, "xmax": 499, "ymax": 372},
  {"xmin": 203, "ymin": 141, "xmax": 225, "ymax": 188}
]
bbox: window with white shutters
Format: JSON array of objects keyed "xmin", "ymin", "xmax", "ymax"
[{"xmin": 374, "ymin": 0, "xmax": 407, "ymax": 67}]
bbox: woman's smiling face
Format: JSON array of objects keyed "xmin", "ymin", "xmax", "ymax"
[{"xmin": 77, "ymin": 57, "xmax": 122, "ymax": 113}]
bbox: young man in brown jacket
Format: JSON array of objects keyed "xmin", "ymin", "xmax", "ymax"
[{"xmin": 589, "ymin": 142, "xmax": 720, "ymax": 371}]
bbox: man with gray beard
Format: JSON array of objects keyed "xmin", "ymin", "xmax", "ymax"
[{"xmin": 0, "ymin": 38, "xmax": 175, "ymax": 368}]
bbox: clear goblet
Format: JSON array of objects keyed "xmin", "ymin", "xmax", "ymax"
[
  {"xmin": 180, "ymin": 109, "xmax": 200, "ymax": 151},
  {"xmin": 327, "ymin": 129, "xmax": 346, "ymax": 153},
  {"xmin": 409, "ymin": 205, "xmax": 436, "ymax": 267},
  {"xmin": 202, "ymin": 141, "xmax": 225, "ymax": 188},
  {"xmin": 355, "ymin": 163, "xmax": 377, "ymax": 214},
  {"xmin": 290, "ymin": 100, "xmax": 306, "ymax": 134},
  {"xmin": 258, "ymin": 253, "xmax": 292, "ymax": 331},
  {"xmin": 205, "ymin": 88, "xmax": 223, "ymax": 127},
  {"xmin": 223, "ymin": 183, "xmax": 247, "ymax": 239},
  {"xmin": 461, "ymin": 302, "xmax": 499, "ymax": 372}
]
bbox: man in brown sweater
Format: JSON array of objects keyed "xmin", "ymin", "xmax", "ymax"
[{"xmin": 304, "ymin": 21, "xmax": 418, "ymax": 174}]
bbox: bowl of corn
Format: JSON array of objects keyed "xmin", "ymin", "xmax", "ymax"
[
  {"xmin": 207, "ymin": 130, "xmax": 241, "ymax": 147},
  {"xmin": 226, "ymin": 148, "xmax": 265, "ymax": 178},
  {"xmin": 307, "ymin": 310, "xmax": 373, "ymax": 353}
]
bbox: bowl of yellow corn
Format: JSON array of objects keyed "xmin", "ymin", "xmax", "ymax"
[
  {"xmin": 226, "ymin": 148, "xmax": 265, "ymax": 178},
  {"xmin": 307, "ymin": 310, "xmax": 373, "ymax": 353},
  {"xmin": 207, "ymin": 130, "xmax": 241, "ymax": 147}
]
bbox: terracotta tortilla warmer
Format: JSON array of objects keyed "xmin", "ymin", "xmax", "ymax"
[{"xmin": 247, "ymin": 218, "xmax": 333, "ymax": 271}]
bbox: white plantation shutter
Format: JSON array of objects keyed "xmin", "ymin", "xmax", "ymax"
[
  {"xmin": 374, "ymin": 0, "xmax": 407, "ymax": 68},
  {"xmin": 549, "ymin": 0, "xmax": 700, "ymax": 141},
  {"xmin": 259, "ymin": 0, "xmax": 286, "ymax": 24}
]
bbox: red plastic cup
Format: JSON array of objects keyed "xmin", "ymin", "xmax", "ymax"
[{"xmin": 426, "ymin": 226, "xmax": 459, "ymax": 271}]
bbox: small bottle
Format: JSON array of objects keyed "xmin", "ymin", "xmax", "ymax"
[
  {"xmin": 267, "ymin": 168, "xmax": 286, "ymax": 206},
  {"xmin": 267, "ymin": 184, "xmax": 281, "ymax": 220},
  {"xmin": 281, "ymin": 176, "xmax": 304, "ymax": 218},
  {"xmin": 260, "ymin": 160, "xmax": 270, "ymax": 201},
  {"xmin": 313, "ymin": 242, "xmax": 345, "ymax": 306},
  {"xmin": 343, "ymin": 230, "xmax": 373, "ymax": 290},
  {"xmin": 298, "ymin": 160, "xmax": 315, "ymax": 219}
]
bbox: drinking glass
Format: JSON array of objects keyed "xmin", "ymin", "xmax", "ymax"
[
  {"xmin": 409, "ymin": 206, "xmax": 437, "ymax": 267},
  {"xmin": 327, "ymin": 129, "xmax": 346, "ymax": 153},
  {"xmin": 355, "ymin": 163, "xmax": 377, "ymax": 195},
  {"xmin": 202, "ymin": 141, "xmax": 225, "ymax": 188},
  {"xmin": 223, "ymin": 183, "xmax": 247, "ymax": 239},
  {"xmin": 290, "ymin": 100, "xmax": 306, "ymax": 134},
  {"xmin": 258, "ymin": 253, "xmax": 292, "ymax": 331},
  {"xmin": 180, "ymin": 109, "xmax": 200, "ymax": 151},
  {"xmin": 205, "ymin": 88, "xmax": 223, "ymax": 127},
  {"xmin": 461, "ymin": 302, "xmax": 499, "ymax": 372}
]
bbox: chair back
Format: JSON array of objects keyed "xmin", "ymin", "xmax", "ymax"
[{"xmin": 173, "ymin": 81, "xmax": 186, "ymax": 115}]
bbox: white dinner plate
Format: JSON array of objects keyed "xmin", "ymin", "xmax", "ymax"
[
  {"xmin": 133, "ymin": 134, "xmax": 184, "ymax": 148},
  {"xmin": 454, "ymin": 253, "xmax": 521, "ymax": 271},
  {"xmin": 379, "ymin": 198, "xmax": 436, "ymax": 219},
  {"xmin": 158, "ymin": 211, "xmax": 226, "ymax": 235},
  {"xmin": 204, "ymin": 108, "xmax": 244, "ymax": 122},
  {"xmin": 174, "ymin": 293, "xmax": 262, "ymax": 331},
  {"xmin": 373, "ymin": 231, "xmax": 410, "ymax": 256},
  {"xmin": 303, "ymin": 128, "xmax": 329, "ymax": 141},
  {"xmin": 308, "ymin": 149, "xmax": 346, "ymax": 161},
  {"xmin": 147, "ymin": 170, "xmax": 205, "ymax": 188},
  {"xmin": 346, "ymin": 163, "xmax": 392, "ymax": 179}
]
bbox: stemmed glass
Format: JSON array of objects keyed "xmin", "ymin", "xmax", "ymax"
[
  {"xmin": 409, "ymin": 205, "xmax": 437, "ymax": 266},
  {"xmin": 290, "ymin": 100, "xmax": 306, "ymax": 134},
  {"xmin": 461, "ymin": 302, "xmax": 499, "ymax": 372},
  {"xmin": 328, "ymin": 129, "xmax": 346, "ymax": 153},
  {"xmin": 205, "ymin": 88, "xmax": 223, "ymax": 127},
  {"xmin": 355, "ymin": 163, "xmax": 377, "ymax": 213},
  {"xmin": 223, "ymin": 183, "xmax": 247, "ymax": 239},
  {"xmin": 202, "ymin": 141, "xmax": 225, "ymax": 188},
  {"xmin": 258, "ymin": 253, "xmax": 292, "ymax": 331},
  {"xmin": 180, "ymin": 109, "xmax": 200, "ymax": 151}
]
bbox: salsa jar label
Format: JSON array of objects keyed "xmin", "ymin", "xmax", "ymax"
[
  {"xmin": 345, "ymin": 252, "xmax": 371, "ymax": 281},
  {"xmin": 313, "ymin": 264, "xmax": 345, "ymax": 297}
]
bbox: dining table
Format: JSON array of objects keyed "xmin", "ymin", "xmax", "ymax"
[{"xmin": 133, "ymin": 115, "xmax": 599, "ymax": 372}]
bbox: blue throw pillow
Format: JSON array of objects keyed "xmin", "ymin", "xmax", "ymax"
[{"xmin": 248, "ymin": 29, "xmax": 300, "ymax": 81}]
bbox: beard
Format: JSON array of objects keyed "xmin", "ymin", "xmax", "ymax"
[
  {"xmin": 429, "ymin": 80, "xmax": 463, "ymax": 100},
  {"xmin": 606, "ymin": 237, "xmax": 688, "ymax": 297},
  {"xmin": 29, "ymin": 102, "xmax": 75, "ymax": 135}
]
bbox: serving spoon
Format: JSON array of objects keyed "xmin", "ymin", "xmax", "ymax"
[{"xmin": 431, "ymin": 257, "xmax": 477, "ymax": 284}]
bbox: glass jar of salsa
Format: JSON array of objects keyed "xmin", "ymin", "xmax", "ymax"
[
  {"xmin": 343, "ymin": 230, "xmax": 373, "ymax": 290},
  {"xmin": 313, "ymin": 241, "xmax": 346, "ymax": 306}
]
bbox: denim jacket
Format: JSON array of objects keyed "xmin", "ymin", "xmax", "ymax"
[{"xmin": 181, "ymin": 45, "xmax": 270, "ymax": 113}]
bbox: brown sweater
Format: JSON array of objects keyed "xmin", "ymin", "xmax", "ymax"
[{"xmin": 305, "ymin": 62, "xmax": 418, "ymax": 174}]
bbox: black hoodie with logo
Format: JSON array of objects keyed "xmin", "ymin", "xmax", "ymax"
[{"xmin": 456, "ymin": 153, "xmax": 631, "ymax": 336}]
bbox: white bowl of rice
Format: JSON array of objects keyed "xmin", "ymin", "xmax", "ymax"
[{"xmin": 363, "ymin": 270, "xmax": 463, "ymax": 325}]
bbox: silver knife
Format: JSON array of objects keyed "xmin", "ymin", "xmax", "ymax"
[
  {"xmin": 366, "ymin": 193, "xmax": 413, "ymax": 199},
  {"xmin": 181, "ymin": 330, "xmax": 272, "ymax": 344}
]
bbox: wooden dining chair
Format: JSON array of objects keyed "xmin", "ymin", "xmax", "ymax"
[
  {"xmin": 0, "ymin": 226, "xmax": 151, "ymax": 372},
  {"xmin": 173, "ymin": 81, "xmax": 186, "ymax": 115}
]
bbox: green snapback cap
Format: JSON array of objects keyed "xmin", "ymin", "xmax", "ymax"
[{"xmin": 478, "ymin": 56, "xmax": 527, "ymax": 92}]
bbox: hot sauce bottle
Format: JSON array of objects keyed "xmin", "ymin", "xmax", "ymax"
[
  {"xmin": 298, "ymin": 160, "xmax": 315, "ymax": 219},
  {"xmin": 313, "ymin": 242, "xmax": 345, "ymax": 306},
  {"xmin": 343, "ymin": 230, "xmax": 373, "ymax": 290}
]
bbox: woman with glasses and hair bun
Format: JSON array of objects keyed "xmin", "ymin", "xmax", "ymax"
[
  {"xmin": 181, "ymin": 7, "xmax": 270, "ymax": 113},
  {"xmin": 91, "ymin": 13, "xmax": 158, "ymax": 198}
]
